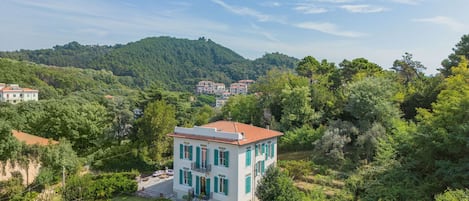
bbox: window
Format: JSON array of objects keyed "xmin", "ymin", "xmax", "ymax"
[
  {"xmin": 255, "ymin": 161, "xmax": 265, "ymax": 176},
  {"xmin": 245, "ymin": 175, "xmax": 251, "ymax": 194},
  {"xmin": 214, "ymin": 176, "xmax": 228, "ymax": 195},
  {"xmin": 214, "ymin": 149, "xmax": 229, "ymax": 167},
  {"xmin": 179, "ymin": 169, "xmax": 192, "ymax": 186},
  {"xmin": 255, "ymin": 144, "xmax": 261, "ymax": 156},
  {"xmin": 246, "ymin": 148, "xmax": 251, "ymax": 167},
  {"xmin": 180, "ymin": 144, "xmax": 193, "ymax": 160}
]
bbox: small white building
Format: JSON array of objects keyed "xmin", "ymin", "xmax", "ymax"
[
  {"xmin": 229, "ymin": 83, "xmax": 248, "ymax": 95},
  {"xmin": 0, "ymin": 84, "xmax": 38, "ymax": 104},
  {"xmin": 169, "ymin": 121, "xmax": 282, "ymax": 201},
  {"xmin": 196, "ymin": 81, "xmax": 226, "ymax": 95}
]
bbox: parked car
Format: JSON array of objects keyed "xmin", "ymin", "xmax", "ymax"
[
  {"xmin": 152, "ymin": 170, "xmax": 164, "ymax": 177},
  {"xmin": 166, "ymin": 169, "xmax": 174, "ymax": 176}
]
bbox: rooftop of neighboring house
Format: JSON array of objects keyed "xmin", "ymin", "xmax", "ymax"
[
  {"xmin": 12, "ymin": 130, "xmax": 58, "ymax": 146},
  {"xmin": 238, "ymin": 79, "xmax": 255, "ymax": 84},
  {"xmin": 0, "ymin": 84, "xmax": 38, "ymax": 92},
  {"xmin": 168, "ymin": 121, "xmax": 282, "ymax": 145}
]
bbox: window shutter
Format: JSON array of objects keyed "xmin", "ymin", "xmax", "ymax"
[
  {"xmin": 205, "ymin": 148, "xmax": 209, "ymax": 167},
  {"xmin": 266, "ymin": 144, "xmax": 269, "ymax": 160},
  {"xmin": 188, "ymin": 171, "xmax": 192, "ymax": 187},
  {"xmin": 196, "ymin": 146, "xmax": 201, "ymax": 168},
  {"xmin": 206, "ymin": 178, "xmax": 211, "ymax": 196},
  {"xmin": 225, "ymin": 151, "xmax": 229, "ymax": 167},
  {"xmin": 179, "ymin": 144, "xmax": 183, "ymax": 159},
  {"xmin": 255, "ymin": 144, "xmax": 258, "ymax": 156},
  {"xmin": 214, "ymin": 149, "xmax": 219, "ymax": 166},
  {"xmin": 261, "ymin": 160, "xmax": 265, "ymax": 174},
  {"xmin": 262, "ymin": 143, "xmax": 265, "ymax": 154},
  {"xmin": 246, "ymin": 149, "xmax": 251, "ymax": 166},
  {"xmin": 179, "ymin": 169, "xmax": 183, "ymax": 184},
  {"xmin": 271, "ymin": 142, "xmax": 275, "ymax": 158},
  {"xmin": 245, "ymin": 176, "xmax": 251, "ymax": 194},
  {"xmin": 196, "ymin": 176, "xmax": 200, "ymax": 195},
  {"xmin": 214, "ymin": 176, "xmax": 218, "ymax": 193},
  {"xmin": 224, "ymin": 178, "xmax": 228, "ymax": 195},
  {"xmin": 189, "ymin": 145, "xmax": 193, "ymax": 160}
]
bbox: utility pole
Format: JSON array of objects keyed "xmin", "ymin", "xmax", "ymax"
[{"xmin": 62, "ymin": 165, "xmax": 66, "ymax": 188}]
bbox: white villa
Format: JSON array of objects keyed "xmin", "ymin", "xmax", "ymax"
[
  {"xmin": 0, "ymin": 83, "xmax": 38, "ymax": 104},
  {"xmin": 169, "ymin": 121, "xmax": 282, "ymax": 201}
]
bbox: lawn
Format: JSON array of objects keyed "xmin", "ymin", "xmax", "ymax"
[
  {"xmin": 112, "ymin": 196, "xmax": 155, "ymax": 201},
  {"xmin": 278, "ymin": 150, "xmax": 313, "ymax": 161}
]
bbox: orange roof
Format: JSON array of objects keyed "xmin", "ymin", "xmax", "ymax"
[
  {"xmin": 0, "ymin": 87, "xmax": 38, "ymax": 92},
  {"xmin": 12, "ymin": 130, "xmax": 58, "ymax": 146},
  {"xmin": 168, "ymin": 121, "xmax": 282, "ymax": 145}
]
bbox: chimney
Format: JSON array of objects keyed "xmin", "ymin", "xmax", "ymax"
[{"xmin": 266, "ymin": 125, "xmax": 270, "ymax": 130}]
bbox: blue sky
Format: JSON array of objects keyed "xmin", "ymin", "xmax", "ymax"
[{"xmin": 1, "ymin": 0, "xmax": 468, "ymax": 74}]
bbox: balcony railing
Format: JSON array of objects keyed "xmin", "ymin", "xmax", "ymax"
[{"xmin": 191, "ymin": 162, "xmax": 212, "ymax": 173}]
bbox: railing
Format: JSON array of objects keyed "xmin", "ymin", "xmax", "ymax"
[{"xmin": 191, "ymin": 162, "xmax": 212, "ymax": 173}]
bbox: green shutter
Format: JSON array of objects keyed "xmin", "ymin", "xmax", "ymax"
[
  {"xmin": 255, "ymin": 144, "xmax": 258, "ymax": 156},
  {"xmin": 261, "ymin": 160, "xmax": 265, "ymax": 174},
  {"xmin": 246, "ymin": 149, "xmax": 251, "ymax": 166},
  {"xmin": 271, "ymin": 142, "xmax": 275, "ymax": 158},
  {"xmin": 225, "ymin": 151, "xmax": 229, "ymax": 167},
  {"xmin": 188, "ymin": 171, "xmax": 192, "ymax": 187},
  {"xmin": 214, "ymin": 176, "xmax": 218, "ymax": 193},
  {"xmin": 224, "ymin": 178, "xmax": 228, "ymax": 195},
  {"xmin": 245, "ymin": 176, "xmax": 251, "ymax": 194},
  {"xmin": 206, "ymin": 178, "xmax": 211, "ymax": 196},
  {"xmin": 180, "ymin": 144, "xmax": 183, "ymax": 159},
  {"xmin": 205, "ymin": 148, "xmax": 209, "ymax": 167},
  {"xmin": 196, "ymin": 176, "xmax": 200, "ymax": 195},
  {"xmin": 179, "ymin": 169, "xmax": 183, "ymax": 184},
  {"xmin": 189, "ymin": 145, "xmax": 193, "ymax": 160},
  {"xmin": 266, "ymin": 144, "xmax": 269, "ymax": 160},
  {"xmin": 262, "ymin": 143, "xmax": 265, "ymax": 154},
  {"xmin": 196, "ymin": 146, "xmax": 201, "ymax": 168},
  {"xmin": 214, "ymin": 149, "xmax": 219, "ymax": 166}
]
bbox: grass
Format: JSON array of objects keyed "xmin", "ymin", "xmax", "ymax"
[{"xmin": 278, "ymin": 150, "xmax": 313, "ymax": 160}]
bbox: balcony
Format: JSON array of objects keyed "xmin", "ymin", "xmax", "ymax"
[{"xmin": 191, "ymin": 162, "xmax": 212, "ymax": 173}]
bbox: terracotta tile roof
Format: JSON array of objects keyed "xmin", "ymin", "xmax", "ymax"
[
  {"xmin": 12, "ymin": 130, "xmax": 58, "ymax": 146},
  {"xmin": 168, "ymin": 121, "xmax": 282, "ymax": 145}
]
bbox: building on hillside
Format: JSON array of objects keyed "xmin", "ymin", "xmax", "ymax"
[
  {"xmin": 196, "ymin": 81, "xmax": 226, "ymax": 95},
  {"xmin": 238, "ymin": 80, "xmax": 255, "ymax": 88},
  {"xmin": 169, "ymin": 121, "xmax": 282, "ymax": 201},
  {"xmin": 0, "ymin": 83, "xmax": 39, "ymax": 104},
  {"xmin": 229, "ymin": 83, "xmax": 247, "ymax": 95}
]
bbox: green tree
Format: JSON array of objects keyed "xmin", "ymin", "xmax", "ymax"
[
  {"xmin": 441, "ymin": 34, "xmax": 469, "ymax": 77},
  {"xmin": 136, "ymin": 100, "xmax": 177, "ymax": 162},
  {"xmin": 222, "ymin": 95, "xmax": 262, "ymax": 126},
  {"xmin": 339, "ymin": 58, "xmax": 382, "ymax": 82},
  {"xmin": 256, "ymin": 166, "xmax": 303, "ymax": 201},
  {"xmin": 392, "ymin": 52, "xmax": 426, "ymax": 84},
  {"xmin": 280, "ymin": 86, "xmax": 320, "ymax": 130},
  {"xmin": 40, "ymin": 139, "xmax": 80, "ymax": 182},
  {"xmin": 435, "ymin": 189, "xmax": 469, "ymax": 201}
]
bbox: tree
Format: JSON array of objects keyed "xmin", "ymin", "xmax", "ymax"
[
  {"xmin": 40, "ymin": 139, "xmax": 80, "ymax": 181},
  {"xmin": 339, "ymin": 58, "xmax": 382, "ymax": 82},
  {"xmin": 312, "ymin": 120, "xmax": 357, "ymax": 164},
  {"xmin": 280, "ymin": 86, "xmax": 320, "ymax": 130},
  {"xmin": 440, "ymin": 34, "xmax": 469, "ymax": 77},
  {"xmin": 392, "ymin": 52, "xmax": 426, "ymax": 84},
  {"xmin": 256, "ymin": 166, "xmax": 303, "ymax": 201},
  {"xmin": 221, "ymin": 95, "xmax": 262, "ymax": 126},
  {"xmin": 135, "ymin": 100, "xmax": 177, "ymax": 162}
]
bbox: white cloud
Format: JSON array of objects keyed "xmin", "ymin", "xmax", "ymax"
[
  {"xmin": 389, "ymin": 0, "xmax": 423, "ymax": 5},
  {"xmin": 413, "ymin": 16, "xmax": 465, "ymax": 31},
  {"xmin": 211, "ymin": 0, "xmax": 281, "ymax": 23},
  {"xmin": 295, "ymin": 22, "xmax": 366, "ymax": 37},
  {"xmin": 294, "ymin": 3, "xmax": 328, "ymax": 14},
  {"xmin": 340, "ymin": 5, "xmax": 387, "ymax": 13},
  {"xmin": 260, "ymin": 1, "xmax": 281, "ymax": 7}
]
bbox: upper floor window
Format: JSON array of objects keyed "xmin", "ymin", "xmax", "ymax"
[
  {"xmin": 179, "ymin": 169, "xmax": 192, "ymax": 186},
  {"xmin": 214, "ymin": 176, "xmax": 229, "ymax": 196},
  {"xmin": 214, "ymin": 149, "xmax": 229, "ymax": 167},
  {"xmin": 179, "ymin": 144, "xmax": 193, "ymax": 160}
]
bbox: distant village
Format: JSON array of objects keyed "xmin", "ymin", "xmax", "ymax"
[{"xmin": 196, "ymin": 80, "xmax": 255, "ymax": 107}]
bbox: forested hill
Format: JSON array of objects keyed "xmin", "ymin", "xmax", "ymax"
[{"xmin": 0, "ymin": 36, "xmax": 298, "ymax": 90}]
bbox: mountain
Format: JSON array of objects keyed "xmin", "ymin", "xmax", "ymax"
[{"xmin": 0, "ymin": 37, "xmax": 299, "ymax": 91}]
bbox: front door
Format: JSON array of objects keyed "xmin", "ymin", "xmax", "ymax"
[{"xmin": 200, "ymin": 177, "xmax": 206, "ymax": 196}]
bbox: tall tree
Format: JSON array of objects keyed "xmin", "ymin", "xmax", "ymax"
[
  {"xmin": 135, "ymin": 100, "xmax": 177, "ymax": 162},
  {"xmin": 440, "ymin": 34, "xmax": 469, "ymax": 77},
  {"xmin": 280, "ymin": 86, "xmax": 319, "ymax": 130},
  {"xmin": 339, "ymin": 58, "xmax": 382, "ymax": 82},
  {"xmin": 392, "ymin": 52, "xmax": 426, "ymax": 84}
]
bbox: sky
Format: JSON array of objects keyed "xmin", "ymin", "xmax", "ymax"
[{"xmin": 1, "ymin": 0, "xmax": 469, "ymax": 75}]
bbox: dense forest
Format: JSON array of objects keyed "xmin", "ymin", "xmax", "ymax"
[
  {"xmin": 1, "ymin": 34, "xmax": 469, "ymax": 201},
  {"xmin": 0, "ymin": 37, "xmax": 298, "ymax": 90}
]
